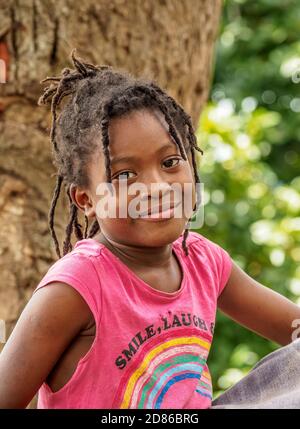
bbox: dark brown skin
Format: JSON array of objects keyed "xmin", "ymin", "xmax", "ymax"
[
  {"xmin": 217, "ymin": 262, "xmax": 300, "ymax": 347},
  {"xmin": 0, "ymin": 109, "xmax": 299, "ymax": 408}
]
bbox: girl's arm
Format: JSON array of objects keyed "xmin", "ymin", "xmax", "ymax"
[
  {"xmin": 0, "ymin": 282, "xmax": 93, "ymax": 408},
  {"xmin": 217, "ymin": 260, "xmax": 300, "ymax": 346}
]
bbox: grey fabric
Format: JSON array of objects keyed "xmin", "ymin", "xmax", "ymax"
[{"xmin": 210, "ymin": 338, "xmax": 300, "ymax": 409}]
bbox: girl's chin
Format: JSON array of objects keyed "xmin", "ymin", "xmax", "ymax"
[{"xmin": 133, "ymin": 220, "xmax": 188, "ymax": 242}]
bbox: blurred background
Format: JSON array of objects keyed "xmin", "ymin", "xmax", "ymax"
[{"xmin": 201, "ymin": 0, "xmax": 300, "ymax": 398}]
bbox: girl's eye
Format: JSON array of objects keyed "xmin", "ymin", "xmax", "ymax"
[
  {"xmin": 113, "ymin": 171, "xmax": 136, "ymax": 181},
  {"xmin": 162, "ymin": 158, "xmax": 181, "ymax": 169}
]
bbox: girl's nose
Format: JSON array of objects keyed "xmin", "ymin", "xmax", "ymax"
[{"xmin": 139, "ymin": 181, "xmax": 173, "ymax": 202}]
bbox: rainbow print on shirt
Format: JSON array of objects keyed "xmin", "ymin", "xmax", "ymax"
[{"xmin": 112, "ymin": 327, "xmax": 213, "ymax": 409}]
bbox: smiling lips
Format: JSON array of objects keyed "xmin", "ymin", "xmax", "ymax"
[{"xmin": 138, "ymin": 201, "xmax": 181, "ymax": 220}]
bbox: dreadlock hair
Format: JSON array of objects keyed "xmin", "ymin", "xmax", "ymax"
[{"xmin": 38, "ymin": 48, "xmax": 204, "ymax": 259}]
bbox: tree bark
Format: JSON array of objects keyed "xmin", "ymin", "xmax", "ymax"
[{"xmin": 0, "ymin": 0, "xmax": 222, "ymax": 408}]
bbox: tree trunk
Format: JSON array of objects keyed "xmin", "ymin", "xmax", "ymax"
[{"xmin": 0, "ymin": 0, "xmax": 222, "ymax": 408}]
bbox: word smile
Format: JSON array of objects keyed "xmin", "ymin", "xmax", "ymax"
[{"xmin": 115, "ymin": 311, "xmax": 214, "ymax": 370}]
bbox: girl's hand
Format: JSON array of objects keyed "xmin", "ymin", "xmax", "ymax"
[
  {"xmin": 0, "ymin": 283, "xmax": 93, "ymax": 408},
  {"xmin": 217, "ymin": 260, "xmax": 300, "ymax": 346}
]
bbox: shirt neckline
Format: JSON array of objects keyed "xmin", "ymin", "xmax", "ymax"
[{"xmin": 83, "ymin": 237, "xmax": 187, "ymax": 299}]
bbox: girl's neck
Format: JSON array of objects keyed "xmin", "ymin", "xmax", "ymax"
[{"xmin": 94, "ymin": 232, "xmax": 174, "ymax": 269}]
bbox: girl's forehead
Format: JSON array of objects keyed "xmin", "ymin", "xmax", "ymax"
[{"xmin": 106, "ymin": 109, "xmax": 172, "ymax": 152}]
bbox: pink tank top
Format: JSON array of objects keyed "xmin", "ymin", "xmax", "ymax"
[{"xmin": 33, "ymin": 231, "xmax": 232, "ymax": 409}]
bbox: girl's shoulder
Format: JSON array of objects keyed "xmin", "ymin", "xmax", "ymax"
[
  {"xmin": 39, "ymin": 239, "xmax": 102, "ymax": 279},
  {"xmin": 33, "ymin": 240, "xmax": 103, "ymax": 310},
  {"xmin": 173, "ymin": 230, "xmax": 228, "ymax": 256},
  {"xmin": 175, "ymin": 231, "xmax": 232, "ymax": 297}
]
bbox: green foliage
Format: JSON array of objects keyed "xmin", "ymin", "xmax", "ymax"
[
  {"xmin": 195, "ymin": 0, "xmax": 300, "ymax": 398},
  {"xmin": 214, "ymin": 0, "xmax": 300, "ymax": 183}
]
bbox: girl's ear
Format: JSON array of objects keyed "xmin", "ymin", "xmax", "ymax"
[{"xmin": 69, "ymin": 183, "xmax": 96, "ymax": 218}]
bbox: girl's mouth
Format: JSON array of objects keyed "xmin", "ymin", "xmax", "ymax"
[{"xmin": 137, "ymin": 201, "xmax": 182, "ymax": 221}]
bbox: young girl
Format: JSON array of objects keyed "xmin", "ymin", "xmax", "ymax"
[{"xmin": 0, "ymin": 49, "xmax": 299, "ymax": 409}]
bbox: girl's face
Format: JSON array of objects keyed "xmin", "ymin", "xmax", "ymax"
[{"xmin": 79, "ymin": 108, "xmax": 196, "ymax": 248}]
